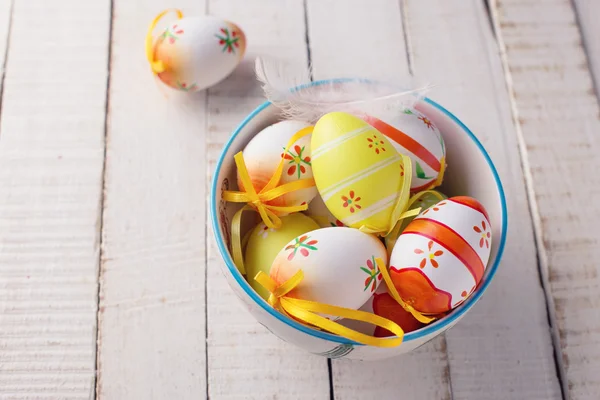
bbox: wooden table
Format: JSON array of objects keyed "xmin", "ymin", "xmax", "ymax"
[{"xmin": 1, "ymin": 0, "xmax": 599, "ymax": 398}]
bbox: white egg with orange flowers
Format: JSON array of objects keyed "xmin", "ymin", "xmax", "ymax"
[
  {"xmin": 238, "ymin": 120, "xmax": 317, "ymax": 211},
  {"xmin": 150, "ymin": 14, "xmax": 246, "ymax": 92},
  {"xmin": 388, "ymin": 196, "xmax": 492, "ymax": 314},
  {"xmin": 268, "ymin": 227, "xmax": 387, "ymax": 316}
]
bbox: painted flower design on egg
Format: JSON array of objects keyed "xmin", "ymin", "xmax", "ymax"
[
  {"xmin": 285, "ymin": 235, "xmax": 318, "ymax": 260},
  {"xmin": 176, "ymin": 81, "xmax": 198, "ymax": 92},
  {"xmin": 473, "ymin": 221, "xmax": 491, "ymax": 248},
  {"xmin": 415, "ymin": 161, "xmax": 434, "ymax": 180},
  {"xmin": 414, "ymin": 240, "xmax": 444, "ymax": 269},
  {"xmin": 367, "ymin": 134, "xmax": 386, "ymax": 154},
  {"xmin": 281, "ymin": 145, "xmax": 311, "ymax": 179},
  {"xmin": 461, "ymin": 286, "xmax": 475, "ymax": 299},
  {"xmin": 161, "ymin": 24, "xmax": 184, "ymax": 44},
  {"xmin": 330, "ymin": 219, "xmax": 344, "ymax": 227},
  {"xmin": 341, "ymin": 191, "xmax": 362, "ymax": 213},
  {"xmin": 422, "ymin": 201, "xmax": 446, "ymax": 215},
  {"xmin": 360, "ymin": 256, "xmax": 382, "ymax": 292},
  {"xmin": 215, "ymin": 27, "xmax": 240, "ymax": 53},
  {"xmin": 259, "ymin": 224, "xmax": 275, "ymax": 239},
  {"xmin": 418, "ymin": 115, "xmax": 434, "ymax": 130}
]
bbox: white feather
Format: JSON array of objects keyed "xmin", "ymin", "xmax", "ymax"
[{"xmin": 254, "ymin": 56, "xmax": 434, "ymax": 123}]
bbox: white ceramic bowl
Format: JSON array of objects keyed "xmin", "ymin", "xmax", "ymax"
[{"xmin": 209, "ymin": 80, "xmax": 507, "ymax": 360}]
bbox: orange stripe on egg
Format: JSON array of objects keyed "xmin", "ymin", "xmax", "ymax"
[
  {"xmin": 363, "ymin": 116, "xmax": 441, "ymax": 172},
  {"xmin": 448, "ymin": 196, "xmax": 490, "ymax": 223},
  {"xmin": 403, "ymin": 219, "xmax": 485, "ymax": 284}
]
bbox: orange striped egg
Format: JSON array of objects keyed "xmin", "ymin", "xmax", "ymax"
[
  {"xmin": 363, "ymin": 109, "xmax": 445, "ymax": 192},
  {"xmin": 388, "ymin": 196, "xmax": 491, "ymax": 314}
]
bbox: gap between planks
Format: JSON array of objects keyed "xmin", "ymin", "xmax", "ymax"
[
  {"xmin": 0, "ymin": 0, "xmax": 111, "ymax": 398},
  {"xmin": 491, "ymin": 0, "xmax": 600, "ymax": 398},
  {"xmin": 306, "ymin": 0, "xmax": 562, "ymax": 398},
  {"xmin": 205, "ymin": 0, "xmax": 330, "ymax": 399}
]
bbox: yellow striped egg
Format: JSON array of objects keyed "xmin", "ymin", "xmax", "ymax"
[{"xmin": 311, "ymin": 112, "xmax": 407, "ymax": 233}]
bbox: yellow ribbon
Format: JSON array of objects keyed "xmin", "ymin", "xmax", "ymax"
[
  {"xmin": 254, "ymin": 261, "xmax": 407, "ymax": 347},
  {"xmin": 384, "ymin": 189, "xmax": 447, "ymax": 253},
  {"xmin": 376, "ymin": 258, "xmax": 436, "ymax": 324},
  {"xmin": 224, "ymin": 126, "xmax": 317, "ymax": 274},
  {"xmin": 357, "ymin": 153, "xmax": 421, "ymax": 235},
  {"xmin": 222, "ymin": 126, "xmax": 316, "ymax": 229},
  {"xmin": 432, "ymin": 155, "xmax": 446, "ymax": 188},
  {"xmin": 146, "ymin": 9, "xmax": 183, "ymax": 74}
]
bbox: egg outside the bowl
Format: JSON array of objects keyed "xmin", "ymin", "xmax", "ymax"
[{"xmin": 152, "ymin": 15, "xmax": 246, "ymax": 92}]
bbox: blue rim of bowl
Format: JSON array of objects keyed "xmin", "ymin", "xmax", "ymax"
[{"xmin": 210, "ymin": 78, "xmax": 508, "ymax": 346}]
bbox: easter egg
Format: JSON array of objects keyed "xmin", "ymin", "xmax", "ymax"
[
  {"xmin": 238, "ymin": 120, "xmax": 318, "ymax": 210},
  {"xmin": 389, "ymin": 196, "xmax": 492, "ymax": 314},
  {"xmin": 363, "ymin": 109, "xmax": 445, "ymax": 192},
  {"xmin": 385, "ymin": 190, "xmax": 447, "ymax": 250},
  {"xmin": 270, "ymin": 227, "xmax": 387, "ymax": 315},
  {"xmin": 311, "ymin": 112, "xmax": 408, "ymax": 233},
  {"xmin": 245, "ymin": 213, "xmax": 319, "ymax": 300},
  {"xmin": 152, "ymin": 16, "xmax": 246, "ymax": 92},
  {"xmin": 304, "ymin": 195, "xmax": 345, "ymax": 228},
  {"xmin": 338, "ymin": 283, "xmax": 424, "ymax": 337}
]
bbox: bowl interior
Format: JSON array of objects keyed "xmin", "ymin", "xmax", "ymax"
[{"xmin": 211, "ymin": 85, "xmax": 507, "ymax": 345}]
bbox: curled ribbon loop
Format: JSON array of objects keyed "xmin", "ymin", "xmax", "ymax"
[
  {"xmin": 222, "ymin": 126, "xmax": 316, "ymax": 230},
  {"xmin": 432, "ymin": 155, "xmax": 446, "ymax": 189},
  {"xmin": 384, "ymin": 189, "xmax": 447, "ymax": 253},
  {"xmin": 255, "ymin": 263, "xmax": 406, "ymax": 348},
  {"xmin": 224, "ymin": 126, "xmax": 317, "ymax": 274},
  {"xmin": 357, "ymin": 153, "xmax": 419, "ymax": 236},
  {"xmin": 146, "ymin": 9, "xmax": 183, "ymax": 74},
  {"xmin": 377, "ymin": 258, "xmax": 436, "ymax": 324}
]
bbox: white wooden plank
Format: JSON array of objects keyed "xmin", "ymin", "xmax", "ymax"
[
  {"xmin": 491, "ymin": 0, "xmax": 600, "ymax": 398},
  {"xmin": 205, "ymin": 0, "xmax": 330, "ymax": 398},
  {"xmin": 404, "ymin": 0, "xmax": 562, "ymax": 398},
  {"xmin": 574, "ymin": 0, "xmax": 600, "ymax": 97},
  {"xmin": 97, "ymin": 1, "xmax": 208, "ymax": 399},
  {"xmin": 0, "ymin": 0, "xmax": 109, "ymax": 398},
  {"xmin": 0, "ymin": 0, "xmax": 11, "ymax": 93},
  {"xmin": 306, "ymin": 1, "xmax": 452, "ymax": 399}
]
